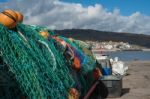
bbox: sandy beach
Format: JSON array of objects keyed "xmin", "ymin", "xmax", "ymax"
[{"xmin": 107, "ymin": 61, "xmax": 150, "ymax": 99}]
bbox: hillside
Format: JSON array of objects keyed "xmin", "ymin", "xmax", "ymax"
[{"xmin": 54, "ymin": 29, "xmax": 150, "ymax": 48}]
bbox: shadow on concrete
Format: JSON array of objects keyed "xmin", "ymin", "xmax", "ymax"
[
  {"xmin": 125, "ymin": 73, "xmax": 131, "ymax": 76},
  {"xmin": 121, "ymin": 88, "xmax": 130, "ymax": 96}
]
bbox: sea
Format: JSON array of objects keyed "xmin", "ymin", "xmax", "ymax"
[{"xmin": 94, "ymin": 51, "xmax": 150, "ymax": 61}]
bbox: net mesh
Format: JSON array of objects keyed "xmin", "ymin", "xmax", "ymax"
[{"xmin": 0, "ymin": 23, "xmax": 98, "ymax": 99}]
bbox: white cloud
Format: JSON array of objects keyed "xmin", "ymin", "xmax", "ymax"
[{"xmin": 0, "ymin": 0, "xmax": 150, "ymax": 35}]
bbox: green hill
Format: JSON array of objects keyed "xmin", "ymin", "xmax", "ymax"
[{"xmin": 54, "ymin": 29, "xmax": 150, "ymax": 48}]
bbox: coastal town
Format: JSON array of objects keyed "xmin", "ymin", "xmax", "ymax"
[{"xmin": 85, "ymin": 41, "xmax": 148, "ymax": 51}]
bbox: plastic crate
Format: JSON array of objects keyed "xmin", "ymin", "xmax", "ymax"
[
  {"xmin": 100, "ymin": 75, "xmax": 122, "ymax": 98},
  {"xmin": 102, "ymin": 68, "xmax": 112, "ymax": 75}
]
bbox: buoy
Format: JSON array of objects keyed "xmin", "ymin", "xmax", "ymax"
[
  {"xmin": 15, "ymin": 11, "xmax": 23, "ymax": 23},
  {"xmin": 73, "ymin": 57, "xmax": 81, "ymax": 70},
  {"xmin": 0, "ymin": 9, "xmax": 18, "ymax": 28},
  {"xmin": 68, "ymin": 88, "xmax": 79, "ymax": 99},
  {"xmin": 69, "ymin": 38, "xmax": 74, "ymax": 42},
  {"xmin": 39, "ymin": 31, "xmax": 49, "ymax": 39},
  {"xmin": 93, "ymin": 67, "xmax": 102, "ymax": 80}
]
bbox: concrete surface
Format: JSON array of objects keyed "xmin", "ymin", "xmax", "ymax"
[{"xmin": 107, "ymin": 61, "xmax": 150, "ymax": 99}]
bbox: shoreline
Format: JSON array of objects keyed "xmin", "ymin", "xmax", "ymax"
[{"xmin": 92, "ymin": 49, "xmax": 150, "ymax": 52}]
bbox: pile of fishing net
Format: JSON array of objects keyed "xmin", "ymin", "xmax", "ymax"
[{"xmin": 0, "ymin": 23, "xmax": 103, "ymax": 99}]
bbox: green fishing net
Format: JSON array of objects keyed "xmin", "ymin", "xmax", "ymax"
[{"xmin": 0, "ymin": 23, "xmax": 97, "ymax": 99}]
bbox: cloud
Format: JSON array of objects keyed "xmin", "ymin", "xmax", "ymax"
[{"xmin": 0, "ymin": 0, "xmax": 150, "ymax": 35}]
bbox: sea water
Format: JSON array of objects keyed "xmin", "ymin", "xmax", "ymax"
[{"xmin": 105, "ymin": 51, "xmax": 150, "ymax": 61}]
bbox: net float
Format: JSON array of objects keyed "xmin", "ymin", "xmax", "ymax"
[
  {"xmin": 15, "ymin": 11, "xmax": 23, "ymax": 23},
  {"xmin": 68, "ymin": 88, "xmax": 79, "ymax": 99},
  {"xmin": 73, "ymin": 57, "xmax": 81, "ymax": 70},
  {"xmin": 93, "ymin": 67, "xmax": 102, "ymax": 80},
  {"xmin": 0, "ymin": 9, "xmax": 18, "ymax": 28},
  {"xmin": 39, "ymin": 30, "xmax": 50, "ymax": 39}
]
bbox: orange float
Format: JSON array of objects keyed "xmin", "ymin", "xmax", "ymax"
[
  {"xmin": 69, "ymin": 38, "xmax": 74, "ymax": 42},
  {"xmin": 0, "ymin": 9, "xmax": 18, "ymax": 28},
  {"xmin": 68, "ymin": 88, "xmax": 79, "ymax": 99},
  {"xmin": 93, "ymin": 67, "xmax": 102, "ymax": 80},
  {"xmin": 73, "ymin": 57, "xmax": 81, "ymax": 70},
  {"xmin": 15, "ymin": 11, "xmax": 23, "ymax": 23},
  {"xmin": 39, "ymin": 30, "xmax": 50, "ymax": 39}
]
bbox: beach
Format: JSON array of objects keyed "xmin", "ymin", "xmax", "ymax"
[{"xmin": 107, "ymin": 61, "xmax": 150, "ymax": 99}]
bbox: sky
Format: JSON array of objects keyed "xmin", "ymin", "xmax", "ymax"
[
  {"xmin": 0, "ymin": 0, "xmax": 9, "ymax": 2},
  {"xmin": 0, "ymin": 0, "xmax": 150, "ymax": 35},
  {"xmin": 62, "ymin": 0, "xmax": 150, "ymax": 16}
]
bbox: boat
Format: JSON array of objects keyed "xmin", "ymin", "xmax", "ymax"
[{"xmin": 94, "ymin": 53, "xmax": 109, "ymax": 60}]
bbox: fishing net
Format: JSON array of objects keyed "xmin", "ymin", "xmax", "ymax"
[
  {"xmin": 0, "ymin": 23, "xmax": 99, "ymax": 99},
  {"xmin": 72, "ymin": 40, "xmax": 95, "ymax": 59}
]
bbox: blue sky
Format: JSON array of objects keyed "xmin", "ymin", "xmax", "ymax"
[
  {"xmin": 1, "ymin": 0, "xmax": 150, "ymax": 34},
  {"xmin": 1, "ymin": 0, "xmax": 149, "ymax": 16},
  {"xmin": 62, "ymin": 0, "xmax": 150, "ymax": 16},
  {"xmin": 0, "ymin": 0, "xmax": 9, "ymax": 2}
]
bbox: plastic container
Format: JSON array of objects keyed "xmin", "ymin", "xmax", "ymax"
[
  {"xmin": 100, "ymin": 75, "xmax": 123, "ymax": 98},
  {"xmin": 102, "ymin": 68, "xmax": 112, "ymax": 75},
  {"xmin": 98, "ymin": 58, "xmax": 112, "ymax": 75}
]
